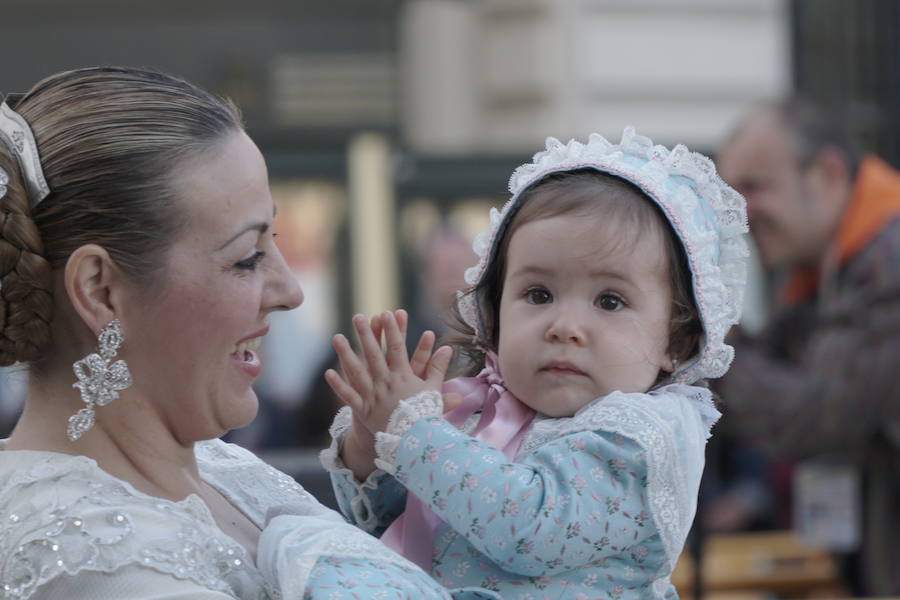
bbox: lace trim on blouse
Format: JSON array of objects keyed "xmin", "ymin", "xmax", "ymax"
[{"xmin": 0, "ymin": 439, "xmax": 333, "ymax": 599}]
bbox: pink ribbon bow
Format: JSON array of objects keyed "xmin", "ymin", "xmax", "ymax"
[{"xmin": 380, "ymin": 351, "xmax": 535, "ymax": 571}]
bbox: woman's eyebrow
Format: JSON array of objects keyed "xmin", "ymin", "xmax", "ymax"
[{"xmin": 217, "ymin": 221, "xmax": 269, "ymax": 250}]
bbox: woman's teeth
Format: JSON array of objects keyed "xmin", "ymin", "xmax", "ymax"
[{"xmin": 233, "ymin": 337, "xmax": 262, "ymax": 356}]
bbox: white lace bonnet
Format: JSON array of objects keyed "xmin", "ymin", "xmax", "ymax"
[{"xmin": 457, "ymin": 127, "xmax": 749, "ymax": 384}]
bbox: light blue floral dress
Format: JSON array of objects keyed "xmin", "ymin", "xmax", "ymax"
[{"xmin": 321, "ymin": 384, "xmax": 719, "ymax": 600}]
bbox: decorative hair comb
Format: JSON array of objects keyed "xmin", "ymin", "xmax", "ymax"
[{"xmin": 0, "ymin": 99, "xmax": 51, "ymax": 207}]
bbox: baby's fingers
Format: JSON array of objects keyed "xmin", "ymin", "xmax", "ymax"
[
  {"xmin": 324, "ymin": 368, "xmax": 364, "ymax": 411},
  {"xmin": 369, "ymin": 313, "xmax": 384, "ymax": 347},
  {"xmin": 332, "ymin": 333, "xmax": 373, "ymax": 398},
  {"xmin": 353, "ymin": 314, "xmax": 389, "ymax": 381},
  {"xmin": 409, "ymin": 330, "xmax": 436, "ymax": 379},
  {"xmin": 370, "ymin": 310, "xmax": 407, "ymax": 351},
  {"xmin": 424, "ymin": 345, "xmax": 454, "ymax": 388},
  {"xmin": 383, "ymin": 311, "xmax": 411, "ymax": 371},
  {"xmin": 394, "ymin": 309, "xmax": 408, "ymax": 337}
]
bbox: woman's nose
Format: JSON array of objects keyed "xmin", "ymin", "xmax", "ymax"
[{"xmin": 266, "ymin": 247, "xmax": 304, "ymax": 312}]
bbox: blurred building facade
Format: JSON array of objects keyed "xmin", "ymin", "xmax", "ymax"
[
  {"xmin": 2, "ymin": 0, "xmax": 896, "ymax": 459},
  {"xmin": 0, "ymin": 0, "xmax": 799, "ymax": 450},
  {"xmin": 0, "ymin": 0, "xmax": 789, "ymax": 328},
  {"xmin": 402, "ymin": 0, "xmax": 788, "ymax": 153}
]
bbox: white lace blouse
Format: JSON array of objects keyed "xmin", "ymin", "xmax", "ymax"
[{"xmin": 0, "ymin": 439, "xmax": 342, "ymax": 599}]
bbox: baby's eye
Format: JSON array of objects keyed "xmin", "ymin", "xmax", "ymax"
[
  {"xmin": 524, "ymin": 287, "xmax": 552, "ymax": 305},
  {"xmin": 595, "ymin": 293, "xmax": 625, "ymax": 311}
]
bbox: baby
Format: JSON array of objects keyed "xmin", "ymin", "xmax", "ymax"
[{"xmin": 300, "ymin": 128, "xmax": 746, "ymax": 599}]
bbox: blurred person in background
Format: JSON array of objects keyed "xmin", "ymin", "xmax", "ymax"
[
  {"xmin": 715, "ymin": 97, "xmax": 900, "ymax": 597},
  {"xmin": 699, "ymin": 423, "xmax": 778, "ymax": 533},
  {"xmin": 407, "ymin": 225, "xmax": 476, "ymax": 372}
]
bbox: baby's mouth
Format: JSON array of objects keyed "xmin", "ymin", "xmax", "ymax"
[{"xmin": 540, "ymin": 361, "xmax": 587, "ymax": 376}]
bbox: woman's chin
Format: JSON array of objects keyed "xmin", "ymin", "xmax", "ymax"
[{"xmin": 218, "ymin": 392, "xmax": 260, "ymax": 435}]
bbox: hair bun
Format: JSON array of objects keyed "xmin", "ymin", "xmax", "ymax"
[{"xmin": 0, "ymin": 157, "xmax": 53, "ymax": 366}]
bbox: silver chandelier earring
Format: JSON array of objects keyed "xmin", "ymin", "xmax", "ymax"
[{"xmin": 67, "ymin": 319, "xmax": 133, "ymax": 441}]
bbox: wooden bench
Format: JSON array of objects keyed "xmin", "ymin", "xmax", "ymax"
[{"xmin": 672, "ymin": 530, "xmax": 845, "ymax": 599}]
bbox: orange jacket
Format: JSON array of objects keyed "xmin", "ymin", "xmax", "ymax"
[{"xmin": 782, "ymin": 156, "xmax": 900, "ymax": 304}]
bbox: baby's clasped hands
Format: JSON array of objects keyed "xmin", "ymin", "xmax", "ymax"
[{"xmin": 325, "ymin": 309, "xmax": 453, "ymax": 434}]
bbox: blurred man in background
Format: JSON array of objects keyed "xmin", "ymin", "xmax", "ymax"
[
  {"xmin": 407, "ymin": 226, "xmax": 476, "ymax": 353},
  {"xmin": 715, "ymin": 98, "xmax": 900, "ymax": 597}
]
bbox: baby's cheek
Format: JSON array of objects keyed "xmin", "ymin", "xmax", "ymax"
[{"xmin": 503, "ymin": 369, "xmax": 529, "ymax": 402}]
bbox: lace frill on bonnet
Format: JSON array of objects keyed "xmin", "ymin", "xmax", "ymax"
[{"xmin": 457, "ymin": 127, "xmax": 749, "ymax": 384}]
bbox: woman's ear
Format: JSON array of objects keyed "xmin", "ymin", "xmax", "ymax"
[{"xmin": 64, "ymin": 244, "xmax": 124, "ymax": 336}]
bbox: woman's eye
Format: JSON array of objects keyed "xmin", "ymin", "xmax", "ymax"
[
  {"xmin": 235, "ymin": 251, "xmax": 266, "ymax": 271},
  {"xmin": 595, "ymin": 293, "xmax": 625, "ymax": 311},
  {"xmin": 525, "ymin": 288, "xmax": 552, "ymax": 305}
]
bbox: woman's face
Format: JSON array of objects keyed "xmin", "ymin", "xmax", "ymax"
[{"xmin": 121, "ymin": 131, "xmax": 303, "ymax": 442}]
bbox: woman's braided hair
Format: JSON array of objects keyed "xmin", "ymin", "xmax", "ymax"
[
  {"xmin": 0, "ymin": 67, "xmax": 242, "ymax": 367},
  {"xmin": 0, "ymin": 149, "xmax": 51, "ymax": 364}
]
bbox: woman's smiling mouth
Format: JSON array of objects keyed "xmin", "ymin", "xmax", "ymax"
[{"xmin": 231, "ymin": 328, "xmax": 267, "ymax": 378}]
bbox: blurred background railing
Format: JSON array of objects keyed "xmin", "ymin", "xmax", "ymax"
[{"xmin": 792, "ymin": 0, "xmax": 900, "ymax": 166}]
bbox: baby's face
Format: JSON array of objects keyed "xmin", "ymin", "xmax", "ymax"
[{"xmin": 496, "ymin": 213, "xmax": 674, "ymax": 417}]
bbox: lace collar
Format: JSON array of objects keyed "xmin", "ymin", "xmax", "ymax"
[{"xmin": 0, "ymin": 439, "xmax": 284, "ymax": 599}]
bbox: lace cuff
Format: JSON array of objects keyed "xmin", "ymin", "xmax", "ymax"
[
  {"xmin": 373, "ymin": 390, "xmax": 443, "ymax": 474},
  {"xmin": 319, "ymin": 406, "xmax": 354, "ymax": 473},
  {"xmin": 319, "ymin": 406, "xmax": 388, "ymax": 531}
]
